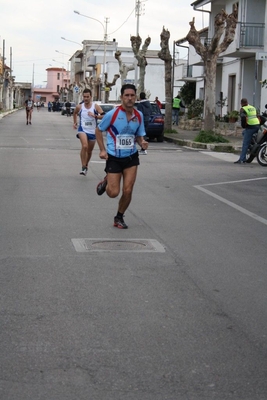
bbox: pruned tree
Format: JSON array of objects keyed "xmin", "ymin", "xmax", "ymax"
[
  {"xmin": 158, "ymin": 26, "xmax": 172, "ymax": 130},
  {"xmin": 186, "ymin": 5, "xmax": 238, "ymax": 131},
  {"xmin": 104, "ymin": 73, "xmax": 120, "ymax": 102},
  {"xmin": 115, "ymin": 50, "xmax": 135, "ymax": 84},
  {"xmin": 130, "ymin": 35, "xmax": 151, "ymax": 93}
]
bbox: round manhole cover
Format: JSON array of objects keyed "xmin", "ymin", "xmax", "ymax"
[{"xmin": 91, "ymin": 240, "xmax": 147, "ymax": 250}]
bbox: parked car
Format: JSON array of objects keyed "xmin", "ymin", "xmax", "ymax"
[
  {"xmin": 61, "ymin": 102, "xmax": 76, "ymax": 115},
  {"xmin": 135, "ymin": 101, "xmax": 164, "ymax": 142},
  {"xmin": 100, "ymin": 103, "xmax": 117, "ymax": 114}
]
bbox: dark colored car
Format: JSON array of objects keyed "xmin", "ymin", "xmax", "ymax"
[
  {"xmin": 61, "ymin": 102, "xmax": 76, "ymax": 115},
  {"xmin": 146, "ymin": 102, "xmax": 165, "ymax": 142}
]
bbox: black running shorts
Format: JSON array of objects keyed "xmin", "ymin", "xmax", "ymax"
[{"xmin": 105, "ymin": 151, "xmax": 140, "ymax": 173}]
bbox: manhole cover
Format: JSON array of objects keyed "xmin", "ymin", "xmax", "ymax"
[{"xmin": 71, "ymin": 238, "xmax": 165, "ymax": 253}]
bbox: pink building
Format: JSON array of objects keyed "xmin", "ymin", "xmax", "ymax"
[{"xmin": 33, "ymin": 67, "xmax": 70, "ymax": 105}]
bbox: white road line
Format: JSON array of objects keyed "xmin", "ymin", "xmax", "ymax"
[
  {"xmin": 19, "ymin": 137, "xmax": 29, "ymax": 144},
  {"xmin": 194, "ymin": 177, "xmax": 267, "ymax": 226},
  {"xmin": 200, "ymin": 151, "xmax": 244, "ymax": 162}
]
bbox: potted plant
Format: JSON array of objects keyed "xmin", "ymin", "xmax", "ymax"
[{"xmin": 229, "ymin": 110, "xmax": 239, "ymax": 122}]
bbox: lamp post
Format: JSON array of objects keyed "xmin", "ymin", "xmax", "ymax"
[
  {"xmin": 74, "ymin": 10, "xmax": 109, "ymax": 101},
  {"xmin": 61, "ymin": 36, "xmax": 85, "ymax": 82}
]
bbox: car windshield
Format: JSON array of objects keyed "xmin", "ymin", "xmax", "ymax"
[
  {"xmin": 150, "ymin": 103, "xmax": 161, "ymax": 115},
  {"xmin": 101, "ymin": 104, "xmax": 115, "ymax": 113}
]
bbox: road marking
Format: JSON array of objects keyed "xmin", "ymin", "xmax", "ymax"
[
  {"xmin": 20, "ymin": 137, "xmax": 30, "ymax": 144},
  {"xmin": 194, "ymin": 177, "xmax": 267, "ymax": 226},
  {"xmin": 200, "ymin": 151, "xmax": 247, "ymax": 162}
]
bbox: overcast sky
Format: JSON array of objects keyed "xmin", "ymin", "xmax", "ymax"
[{"xmin": 0, "ymin": 0, "xmax": 209, "ymax": 86}]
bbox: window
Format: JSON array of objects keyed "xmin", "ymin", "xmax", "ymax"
[{"xmin": 57, "ymin": 73, "xmax": 60, "ymax": 80}]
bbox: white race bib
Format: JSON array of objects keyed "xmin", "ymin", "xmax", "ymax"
[
  {"xmin": 116, "ymin": 135, "xmax": 134, "ymax": 149},
  {"xmin": 82, "ymin": 120, "xmax": 93, "ymax": 128}
]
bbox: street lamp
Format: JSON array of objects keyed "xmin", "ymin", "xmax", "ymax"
[
  {"xmin": 74, "ymin": 10, "xmax": 109, "ymax": 100},
  {"xmin": 55, "ymin": 50, "xmax": 71, "ymax": 57},
  {"xmin": 61, "ymin": 37, "xmax": 85, "ymax": 81}
]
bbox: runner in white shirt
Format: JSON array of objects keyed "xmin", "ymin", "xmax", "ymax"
[{"xmin": 73, "ymin": 89, "xmax": 104, "ymax": 176}]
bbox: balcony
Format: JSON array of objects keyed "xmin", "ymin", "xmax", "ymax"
[{"xmin": 238, "ymin": 22, "xmax": 265, "ymax": 48}]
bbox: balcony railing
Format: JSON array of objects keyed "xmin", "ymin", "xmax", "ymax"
[
  {"xmin": 238, "ymin": 22, "xmax": 265, "ymax": 48},
  {"xmin": 200, "ymin": 22, "xmax": 264, "ymax": 50}
]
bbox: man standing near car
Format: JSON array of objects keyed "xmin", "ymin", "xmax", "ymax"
[
  {"xmin": 137, "ymin": 92, "xmax": 152, "ymax": 155},
  {"xmin": 65, "ymin": 100, "xmax": 71, "ymax": 117},
  {"xmin": 95, "ymin": 84, "xmax": 148, "ymax": 229},
  {"xmin": 234, "ymin": 98, "xmax": 260, "ymax": 164},
  {"xmin": 172, "ymin": 93, "xmax": 185, "ymax": 126}
]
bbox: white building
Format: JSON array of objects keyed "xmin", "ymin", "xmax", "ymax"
[
  {"xmin": 185, "ymin": 0, "xmax": 267, "ymax": 116},
  {"xmin": 68, "ymin": 39, "xmax": 183, "ymax": 103}
]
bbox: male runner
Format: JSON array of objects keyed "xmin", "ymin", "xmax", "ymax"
[
  {"xmin": 73, "ymin": 88, "xmax": 104, "ymax": 176},
  {"xmin": 25, "ymin": 95, "xmax": 34, "ymax": 125},
  {"xmin": 95, "ymin": 84, "xmax": 148, "ymax": 229}
]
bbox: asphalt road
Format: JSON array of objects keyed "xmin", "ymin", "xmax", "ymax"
[{"xmin": 1, "ymin": 108, "xmax": 267, "ymax": 399}]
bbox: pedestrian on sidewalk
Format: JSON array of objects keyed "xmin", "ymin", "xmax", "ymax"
[
  {"xmin": 73, "ymin": 88, "xmax": 104, "ymax": 176},
  {"xmin": 95, "ymin": 84, "xmax": 148, "ymax": 229},
  {"xmin": 155, "ymin": 96, "xmax": 162, "ymax": 109},
  {"xmin": 172, "ymin": 93, "xmax": 185, "ymax": 126},
  {"xmin": 136, "ymin": 91, "xmax": 152, "ymax": 155},
  {"xmin": 65, "ymin": 100, "xmax": 71, "ymax": 117},
  {"xmin": 234, "ymin": 98, "xmax": 260, "ymax": 164}
]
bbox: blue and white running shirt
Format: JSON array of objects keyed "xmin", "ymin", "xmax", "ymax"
[{"xmin": 98, "ymin": 105, "xmax": 146, "ymax": 157}]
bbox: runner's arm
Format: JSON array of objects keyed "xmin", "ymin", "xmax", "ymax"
[
  {"xmin": 73, "ymin": 105, "xmax": 81, "ymax": 129},
  {"xmin": 95, "ymin": 126, "xmax": 108, "ymax": 159}
]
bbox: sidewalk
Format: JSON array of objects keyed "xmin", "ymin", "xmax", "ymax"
[{"xmin": 164, "ymin": 127, "xmax": 243, "ymax": 154}]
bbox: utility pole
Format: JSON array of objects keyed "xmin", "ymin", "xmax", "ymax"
[{"xmin": 134, "ymin": 0, "xmax": 146, "ymax": 86}]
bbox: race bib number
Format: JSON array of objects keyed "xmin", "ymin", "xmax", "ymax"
[
  {"xmin": 82, "ymin": 120, "xmax": 93, "ymax": 128},
  {"xmin": 116, "ymin": 135, "xmax": 134, "ymax": 149}
]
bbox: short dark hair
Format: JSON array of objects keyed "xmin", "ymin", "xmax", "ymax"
[
  {"xmin": 140, "ymin": 92, "xmax": 146, "ymax": 99},
  {"xmin": 241, "ymin": 98, "xmax": 248, "ymax": 106},
  {"xmin": 83, "ymin": 88, "xmax": 92, "ymax": 96},
  {"xmin": 121, "ymin": 84, "xmax": 136, "ymax": 95}
]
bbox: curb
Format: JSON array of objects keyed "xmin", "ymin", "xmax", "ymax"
[
  {"xmin": 164, "ymin": 135, "xmax": 242, "ymax": 154},
  {"xmin": 0, "ymin": 109, "xmax": 18, "ymax": 119}
]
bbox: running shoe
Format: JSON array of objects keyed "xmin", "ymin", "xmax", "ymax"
[
  {"xmin": 96, "ymin": 175, "xmax": 107, "ymax": 195},
  {"xmin": 80, "ymin": 166, "xmax": 88, "ymax": 176},
  {"xmin": 139, "ymin": 149, "xmax": 147, "ymax": 155},
  {"xmin": 114, "ymin": 216, "xmax": 128, "ymax": 229}
]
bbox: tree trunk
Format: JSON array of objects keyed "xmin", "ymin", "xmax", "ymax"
[
  {"xmin": 115, "ymin": 51, "xmax": 135, "ymax": 84},
  {"xmin": 158, "ymin": 27, "xmax": 172, "ymax": 131},
  {"xmin": 186, "ymin": 6, "xmax": 238, "ymax": 131},
  {"xmin": 104, "ymin": 73, "xmax": 120, "ymax": 103},
  {"xmin": 203, "ymin": 55, "xmax": 217, "ymax": 131},
  {"xmin": 130, "ymin": 35, "xmax": 151, "ymax": 94}
]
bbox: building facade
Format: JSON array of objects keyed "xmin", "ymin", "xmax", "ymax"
[{"xmin": 187, "ymin": 0, "xmax": 267, "ymax": 116}]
